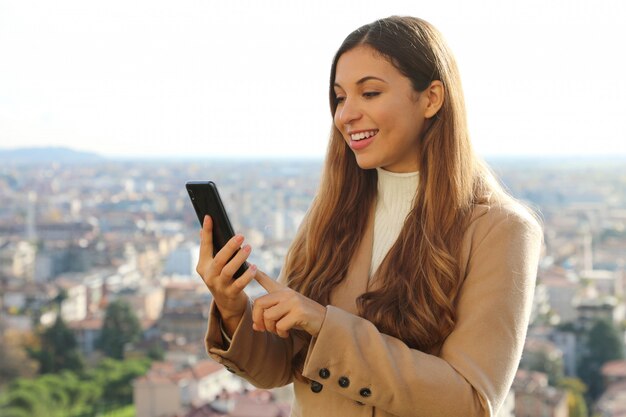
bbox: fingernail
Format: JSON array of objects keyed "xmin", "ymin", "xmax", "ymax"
[
  {"xmin": 203, "ymin": 215, "xmax": 208, "ymax": 225},
  {"xmin": 243, "ymin": 245, "xmax": 251, "ymax": 253},
  {"xmin": 250, "ymin": 264, "xmax": 257, "ymax": 273},
  {"xmin": 235, "ymin": 234, "xmax": 244, "ymax": 244}
]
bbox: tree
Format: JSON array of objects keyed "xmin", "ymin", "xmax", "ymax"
[
  {"xmin": 558, "ymin": 377, "xmax": 589, "ymax": 417},
  {"xmin": 0, "ymin": 378, "xmax": 61, "ymax": 417},
  {"xmin": 97, "ymin": 300, "xmax": 142, "ymax": 359},
  {"xmin": 0, "ymin": 358, "xmax": 149, "ymax": 417},
  {"xmin": 577, "ymin": 318, "xmax": 625, "ymax": 400},
  {"xmin": 33, "ymin": 315, "xmax": 84, "ymax": 374},
  {"xmin": 89, "ymin": 358, "xmax": 151, "ymax": 406},
  {"xmin": 0, "ymin": 328, "xmax": 38, "ymax": 387}
]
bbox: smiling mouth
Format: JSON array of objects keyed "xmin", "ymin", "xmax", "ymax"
[{"xmin": 350, "ymin": 129, "xmax": 379, "ymax": 141}]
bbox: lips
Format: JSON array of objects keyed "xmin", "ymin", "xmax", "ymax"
[{"xmin": 348, "ymin": 130, "xmax": 378, "ymax": 151}]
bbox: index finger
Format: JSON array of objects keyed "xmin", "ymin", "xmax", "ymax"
[{"xmin": 254, "ymin": 270, "xmax": 283, "ymax": 293}]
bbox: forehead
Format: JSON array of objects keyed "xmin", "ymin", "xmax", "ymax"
[{"xmin": 334, "ymin": 45, "xmax": 400, "ymax": 86}]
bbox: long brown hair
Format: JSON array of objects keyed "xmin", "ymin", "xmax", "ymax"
[{"xmin": 284, "ymin": 16, "xmax": 511, "ymax": 360}]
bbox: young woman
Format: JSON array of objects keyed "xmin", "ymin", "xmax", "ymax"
[{"xmin": 196, "ymin": 16, "xmax": 543, "ymax": 417}]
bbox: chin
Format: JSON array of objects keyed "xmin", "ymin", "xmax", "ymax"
[{"xmin": 353, "ymin": 155, "xmax": 381, "ymax": 171}]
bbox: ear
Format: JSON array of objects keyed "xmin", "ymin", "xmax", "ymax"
[{"xmin": 423, "ymin": 80, "xmax": 444, "ymax": 119}]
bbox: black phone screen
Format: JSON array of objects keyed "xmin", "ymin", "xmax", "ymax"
[{"xmin": 186, "ymin": 181, "xmax": 248, "ymax": 279}]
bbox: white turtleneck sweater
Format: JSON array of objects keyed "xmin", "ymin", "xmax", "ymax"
[{"xmin": 370, "ymin": 167, "xmax": 419, "ymax": 277}]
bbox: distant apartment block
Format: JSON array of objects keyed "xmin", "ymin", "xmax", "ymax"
[
  {"xmin": 0, "ymin": 240, "xmax": 36, "ymax": 280},
  {"xmin": 133, "ymin": 359, "xmax": 251, "ymax": 417},
  {"xmin": 164, "ymin": 242, "xmax": 199, "ymax": 276}
]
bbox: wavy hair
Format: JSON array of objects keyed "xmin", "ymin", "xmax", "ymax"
[{"xmin": 283, "ymin": 16, "xmax": 512, "ymax": 369}]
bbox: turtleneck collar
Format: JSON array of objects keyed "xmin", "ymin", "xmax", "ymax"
[{"xmin": 375, "ymin": 167, "xmax": 419, "ymax": 206}]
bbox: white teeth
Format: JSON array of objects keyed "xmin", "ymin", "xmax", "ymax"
[{"xmin": 350, "ymin": 130, "xmax": 377, "ymax": 141}]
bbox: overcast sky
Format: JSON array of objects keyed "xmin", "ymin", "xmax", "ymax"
[{"xmin": 1, "ymin": 0, "xmax": 625, "ymax": 159}]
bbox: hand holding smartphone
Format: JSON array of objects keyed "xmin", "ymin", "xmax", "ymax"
[{"xmin": 186, "ymin": 181, "xmax": 249, "ymax": 279}]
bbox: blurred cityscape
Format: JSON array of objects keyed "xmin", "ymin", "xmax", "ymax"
[{"xmin": 1, "ymin": 153, "xmax": 626, "ymax": 417}]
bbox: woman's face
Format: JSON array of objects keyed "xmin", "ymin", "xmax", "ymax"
[{"xmin": 333, "ymin": 45, "xmax": 428, "ymax": 173}]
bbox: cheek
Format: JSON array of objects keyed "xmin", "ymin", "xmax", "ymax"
[{"xmin": 333, "ymin": 112, "xmax": 341, "ymax": 130}]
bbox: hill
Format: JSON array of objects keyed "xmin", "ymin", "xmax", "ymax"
[{"xmin": 0, "ymin": 147, "xmax": 104, "ymax": 164}]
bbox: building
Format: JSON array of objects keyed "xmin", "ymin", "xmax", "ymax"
[
  {"xmin": 133, "ymin": 359, "xmax": 250, "ymax": 417},
  {"xmin": 540, "ymin": 268, "xmax": 579, "ymax": 324},
  {"xmin": 575, "ymin": 294, "xmax": 625, "ymax": 328},
  {"xmin": 68, "ymin": 317, "xmax": 103, "ymax": 358},
  {"xmin": 158, "ymin": 282, "xmax": 212, "ymax": 346},
  {"xmin": 594, "ymin": 381, "xmax": 626, "ymax": 417},
  {"xmin": 0, "ymin": 240, "xmax": 36, "ymax": 281},
  {"xmin": 520, "ymin": 337, "xmax": 564, "ymax": 383},
  {"xmin": 164, "ymin": 243, "xmax": 199, "ymax": 277},
  {"xmin": 580, "ymin": 269, "xmax": 623, "ymax": 298},
  {"xmin": 602, "ymin": 360, "xmax": 626, "ymax": 390},
  {"xmin": 183, "ymin": 390, "xmax": 291, "ymax": 417},
  {"xmin": 512, "ymin": 370, "xmax": 569, "ymax": 417},
  {"xmin": 55, "ymin": 275, "xmax": 88, "ymax": 322},
  {"xmin": 116, "ymin": 285, "xmax": 165, "ymax": 321},
  {"xmin": 549, "ymin": 329, "xmax": 578, "ymax": 377}
]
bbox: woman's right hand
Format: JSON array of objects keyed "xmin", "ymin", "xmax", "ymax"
[{"xmin": 196, "ymin": 215, "xmax": 257, "ymax": 327}]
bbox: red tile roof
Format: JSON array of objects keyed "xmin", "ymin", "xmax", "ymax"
[{"xmin": 602, "ymin": 360, "xmax": 626, "ymax": 377}]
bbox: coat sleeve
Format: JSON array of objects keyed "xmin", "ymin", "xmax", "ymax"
[
  {"xmin": 300, "ymin": 208, "xmax": 543, "ymax": 417},
  {"xmin": 205, "ymin": 297, "xmax": 307, "ymax": 389}
]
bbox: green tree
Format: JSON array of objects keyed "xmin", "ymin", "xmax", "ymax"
[
  {"xmin": 0, "ymin": 378, "xmax": 61, "ymax": 417},
  {"xmin": 33, "ymin": 315, "xmax": 84, "ymax": 374},
  {"xmin": 577, "ymin": 318, "xmax": 625, "ymax": 400},
  {"xmin": 558, "ymin": 377, "xmax": 588, "ymax": 417},
  {"xmin": 89, "ymin": 358, "xmax": 151, "ymax": 406},
  {"xmin": 97, "ymin": 300, "xmax": 142, "ymax": 359},
  {"xmin": 0, "ymin": 358, "xmax": 150, "ymax": 417},
  {"xmin": 54, "ymin": 371, "xmax": 102, "ymax": 417},
  {"xmin": 0, "ymin": 407, "xmax": 31, "ymax": 417}
]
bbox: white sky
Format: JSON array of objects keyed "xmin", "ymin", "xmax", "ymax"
[{"xmin": 1, "ymin": 0, "xmax": 625, "ymax": 159}]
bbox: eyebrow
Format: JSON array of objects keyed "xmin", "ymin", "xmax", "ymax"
[{"xmin": 334, "ymin": 76, "xmax": 388, "ymax": 89}]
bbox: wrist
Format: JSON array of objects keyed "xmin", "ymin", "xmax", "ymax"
[
  {"xmin": 309, "ymin": 304, "xmax": 327, "ymax": 338},
  {"xmin": 216, "ymin": 297, "xmax": 248, "ymax": 321},
  {"xmin": 216, "ymin": 300, "xmax": 248, "ymax": 337}
]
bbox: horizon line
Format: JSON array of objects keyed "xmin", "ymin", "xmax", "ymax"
[{"xmin": 2, "ymin": 146, "xmax": 626, "ymax": 161}]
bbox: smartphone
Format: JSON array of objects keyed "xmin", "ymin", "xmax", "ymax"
[{"xmin": 186, "ymin": 181, "xmax": 249, "ymax": 279}]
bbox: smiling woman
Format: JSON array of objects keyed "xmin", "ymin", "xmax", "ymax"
[{"xmin": 196, "ymin": 15, "xmax": 543, "ymax": 417}]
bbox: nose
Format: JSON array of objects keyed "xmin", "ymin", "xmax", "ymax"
[{"xmin": 335, "ymin": 97, "xmax": 362, "ymax": 127}]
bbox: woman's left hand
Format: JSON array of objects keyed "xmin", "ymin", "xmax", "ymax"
[{"xmin": 252, "ymin": 270, "xmax": 326, "ymax": 338}]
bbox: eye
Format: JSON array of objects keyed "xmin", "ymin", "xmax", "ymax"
[
  {"xmin": 335, "ymin": 96, "xmax": 346, "ymax": 105},
  {"xmin": 363, "ymin": 92, "xmax": 380, "ymax": 98}
]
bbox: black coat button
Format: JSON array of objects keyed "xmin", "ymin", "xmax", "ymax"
[
  {"xmin": 310, "ymin": 381, "xmax": 323, "ymax": 393},
  {"xmin": 338, "ymin": 376, "xmax": 350, "ymax": 388},
  {"xmin": 319, "ymin": 368, "xmax": 330, "ymax": 379},
  {"xmin": 359, "ymin": 388, "xmax": 372, "ymax": 397}
]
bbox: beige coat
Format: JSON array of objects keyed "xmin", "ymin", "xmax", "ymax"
[{"xmin": 205, "ymin": 199, "xmax": 543, "ymax": 417}]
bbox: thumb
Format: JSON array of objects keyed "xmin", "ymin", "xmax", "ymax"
[
  {"xmin": 254, "ymin": 270, "xmax": 283, "ymax": 293},
  {"xmin": 199, "ymin": 215, "xmax": 214, "ymax": 259}
]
